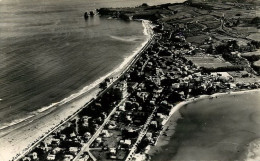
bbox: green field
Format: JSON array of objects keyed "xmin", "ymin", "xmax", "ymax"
[{"xmin": 186, "ymin": 56, "xmax": 233, "ymax": 68}]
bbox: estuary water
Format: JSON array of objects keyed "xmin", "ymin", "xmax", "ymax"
[
  {"xmin": 150, "ymin": 91, "xmax": 260, "ymax": 161},
  {"xmin": 0, "ymin": 0, "xmax": 184, "ymax": 133}
]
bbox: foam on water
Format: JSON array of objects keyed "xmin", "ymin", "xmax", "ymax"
[
  {"xmin": 0, "ymin": 115, "xmax": 35, "ymax": 130},
  {"xmin": 244, "ymin": 139, "xmax": 260, "ymax": 161},
  {"xmin": 110, "ymin": 35, "xmax": 141, "ymax": 42}
]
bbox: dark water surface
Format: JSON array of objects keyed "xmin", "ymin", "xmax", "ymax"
[
  {"xmin": 151, "ymin": 91, "xmax": 260, "ymax": 161},
  {"xmin": 0, "ymin": 0, "xmax": 184, "ymax": 131}
]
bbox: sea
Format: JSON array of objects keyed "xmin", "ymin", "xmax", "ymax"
[
  {"xmin": 0, "ymin": 0, "xmax": 184, "ymax": 137},
  {"xmin": 150, "ymin": 91, "xmax": 260, "ymax": 161}
]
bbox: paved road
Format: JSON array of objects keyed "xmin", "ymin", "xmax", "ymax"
[
  {"xmin": 73, "ymin": 97, "xmax": 128, "ymax": 161},
  {"xmin": 125, "ymin": 106, "xmax": 158, "ymax": 161}
]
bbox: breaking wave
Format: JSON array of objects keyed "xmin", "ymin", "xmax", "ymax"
[
  {"xmin": 110, "ymin": 35, "xmax": 141, "ymax": 42},
  {"xmin": 0, "ymin": 115, "xmax": 35, "ymax": 130},
  {"xmin": 244, "ymin": 139, "xmax": 260, "ymax": 161}
]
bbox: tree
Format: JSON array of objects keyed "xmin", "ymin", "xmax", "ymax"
[
  {"xmin": 250, "ymin": 40, "xmax": 260, "ymax": 49},
  {"xmin": 119, "ymin": 13, "xmax": 130, "ymax": 21},
  {"xmin": 251, "ymin": 17, "xmax": 260, "ymax": 25},
  {"xmin": 141, "ymin": 3, "xmax": 149, "ymax": 7},
  {"xmin": 113, "ymin": 88, "xmax": 123, "ymax": 101}
]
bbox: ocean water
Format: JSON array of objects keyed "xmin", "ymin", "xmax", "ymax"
[
  {"xmin": 151, "ymin": 91, "xmax": 260, "ymax": 161},
  {"xmin": 0, "ymin": 0, "xmax": 184, "ymax": 134}
]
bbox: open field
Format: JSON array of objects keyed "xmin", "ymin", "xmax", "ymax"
[
  {"xmin": 91, "ymin": 149, "xmax": 128, "ymax": 161},
  {"xmin": 186, "ymin": 56, "xmax": 232, "ymax": 68},
  {"xmin": 241, "ymin": 49, "xmax": 260, "ymax": 58},
  {"xmin": 253, "ymin": 60, "xmax": 260, "ymax": 71}
]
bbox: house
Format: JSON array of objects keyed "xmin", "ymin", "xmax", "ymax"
[
  {"xmin": 211, "ymin": 72, "xmax": 233, "ymax": 82},
  {"xmin": 172, "ymin": 83, "xmax": 180, "ymax": 89},
  {"xmin": 136, "ymin": 92, "xmax": 149, "ymax": 102},
  {"xmin": 127, "ymin": 82, "xmax": 138, "ymax": 93},
  {"xmin": 60, "ymin": 134, "xmax": 66, "ymax": 141},
  {"xmin": 137, "ymin": 106, "xmax": 143, "ymax": 111},
  {"xmin": 154, "ymin": 87, "xmax": 163, "ymax": 94},
  {"xmin": 228, "ymin": 83, "xmax": 236, "ymax": 89},
  {"xmin": 84, "ymin": 132, "xmax": 91, "ymax": 140},
  {"xmin": 161, "ymin": 100, "xmax": 168, "ymax": 106},
  {"xmin": 44, "ymin": 136, "xmax": 54, "ymax": 146},
  {"xmin": 110, "ymin": 155, "xmax": 117, "ymax": 159},
  {"xmin": 122, "ymin": 128, "xmax": 139, "ymax": 138},
  {"xmin": 118, "ymin": 105, "xmax": 125, "ymax": 111},
  {"xmin": 79, "ymin": 155, "xmax": 89, "ymax": 161},
  {"xmin": 47, "ymin": 154, "xmax": 55, "ymax": 160},
  {"xmin": 150, "ymin": 121, "xmax": 158, "ymax": 129},
  {"xmin": 108, "ymin": 121, "xmax": 117, "ymax": 129},
  {"xmin": 124, "ymin": 139, "xmax": 131, "ymax": 145},
  {"xmin": 150, "ymin": 100, "xmax": 155, "ymax": 105},
  {"xmin": 101, "ymin": 112, "xmax": 107, "ymax": 119},
  {"xmin": 52, "ymin": 147, "xmax": 61, "ymax": 154},
  {"xmin": 69, "ymin": 147, "xmax": 78, "ymax": 155},
  {"xmin": 115, "ymin": 80, "xmax": 128, "ymax": 98},
  {"xmin": 110, "ymin": 148, "xmax": 116, "ymax": 155},
  {"xmin": 96, "ymin": 137, "xmax": 102, "ymax": 144},
  {"xmin": 64, "ymin": 154, "xmax": 74, "ymax": 161},
  {"xmin": 146, "ymin": 132, "xmax": 153, "ymax": 140},
  {"xmin": 126, "ymin": 115, "xmax": 132, "ymax": 122},
  {"xmin": 101, "ymin": 130, "xmax": 110, "ymax": 138},
  {"xmin": 23, "ymin": 157, "xmax": 31, "ymax": 161},
  {"xmin": 70, "ymin": 132, "xmax": 76, "ymax": 138},
  {"xmin": 28, "ymin": 152, "xmax": 38, "ymax": 160},
  {"xmin": 151, "ymin": 76, "xmax": 161, "ymax": 86},
  {"xmin": 145, "ymin": 145, "xmax": 151, "ymax": 154},
  {"xmin": 120, "ymin": 139, "xmax": 132, "ymax": 148},
  {"xmin": 42, "ymin": 145, "xmax": 52, "ymax": 152},
  {"xmin": 51, "ymin": 139, "xmax": 60, "ymax": 146},
  {"xmin": 109, "ymin": 148, "xmax": 117, "ymax": 159}
]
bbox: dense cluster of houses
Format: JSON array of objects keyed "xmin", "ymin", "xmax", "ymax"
[{"xmin": 21, "ymin": 120, "xmax": 89, "ymax": 161}]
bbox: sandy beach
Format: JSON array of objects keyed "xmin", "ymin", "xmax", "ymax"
[
  {"xmin": 0, "ymin": 20, "xmax": 153, "ymax": 161},
  {"xmin": 148, "ymin": 88, "xmax": 260, "ymax": 161}
]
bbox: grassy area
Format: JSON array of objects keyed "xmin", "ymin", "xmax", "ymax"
[
  {"xmin": 241, "ymin": 50, "xmax": 260, "ymax": 57},
  {"xmin": 91, "ymin": 149, "xmax": 128, "ymax": 161},
  {"xmin": 253, "ymin": 60, "xmax": 260, "ymax": 71},
  {"xmin": 186, "ymin": 56, "xmax": 233, "ymax": 68},
  {"xmin": 102, "ymin": 129, "xmax": 122, "ymax": 148}
]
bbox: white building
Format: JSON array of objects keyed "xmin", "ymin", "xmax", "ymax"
[{"xmin": 47, "ymin": 154, "xmax": 55, "ymax": 160}]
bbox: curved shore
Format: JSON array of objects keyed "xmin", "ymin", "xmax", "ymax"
[
  {"xmin": 0, "ymin": 20, "xmax": 154, "ymax": 161},
  {"xmin": 148, "ymin": 88, "xmax": 260, "ymax": 161}
]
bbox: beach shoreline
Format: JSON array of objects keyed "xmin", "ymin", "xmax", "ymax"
[
  {"xmin": 147, "ymin": 88, "xmax": 260, "ymax": 159},
  {"xmin": 0, "ymin": 20, "xmax": 154, "ymax": 161}
]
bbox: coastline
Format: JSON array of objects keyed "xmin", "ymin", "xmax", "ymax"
[
  {"xmin": 147, "ymin": 88, "xmax": 260, "ymax": 159},
  {"xmin": 0, "ymin": 20, "xmax": 154, "ymax": 161},
  {"xmin": 5, "ymin": 0, "xmax": 260, "ymax": 160}
]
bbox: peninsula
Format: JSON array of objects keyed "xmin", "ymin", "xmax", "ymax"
[{"xmin": 19, "ymin": 0, "xmax": 260, "ymax": 161}]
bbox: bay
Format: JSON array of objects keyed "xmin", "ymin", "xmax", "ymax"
[{"xmin": 150, "ymin": 91, "xmax": 260, "ymax": 161}]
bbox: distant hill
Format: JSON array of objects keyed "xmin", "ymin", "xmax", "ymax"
[{"xmin": 190, "ymin": 0, "xmax": 259, "ymax": 5}]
